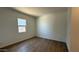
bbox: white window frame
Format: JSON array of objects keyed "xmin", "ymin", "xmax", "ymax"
[{"xmin": 17, "ymin": 18, "xmax": 27, "ymax": 33}]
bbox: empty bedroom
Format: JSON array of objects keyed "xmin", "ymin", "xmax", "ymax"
[{"xmin": 0, "ymin": 7, "xmax": 75, "ymax": 52}]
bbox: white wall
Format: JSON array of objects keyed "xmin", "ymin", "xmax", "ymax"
[
  {"xmin": 67, "ymin": 8, "xmax": 79, "ymax": 52},
  {"xmin": 0, "ymin": 8, "xmax": 36, "ymax": 48},
  {"xmin": 36, "ymin": 12, "xmax": 67, "ymax": 42},
  {"xmin": 66, "ymin": 8, "xmax": 71, "ymax": 51}
]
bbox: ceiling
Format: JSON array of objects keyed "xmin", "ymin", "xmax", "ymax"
[{"xmin": 13, "ymin": 7, "xmax": 68, "ymax": 17}]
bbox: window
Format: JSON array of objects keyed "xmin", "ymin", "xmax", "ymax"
[{"xmin": 17, "ymin": 18, "xmax": 26, "ymax": 33}]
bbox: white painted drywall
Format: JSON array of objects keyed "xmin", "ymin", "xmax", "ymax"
[
  {"xmin": 36, "ymin": 12, "xmax": 67, "ymax": 42},
  {"xmin": 66, "ymin": 8, "xmax": 71, "ymax": 51},
  {"xmin": 13, "ymin": 7, "xmax": 68, "ymax": 16},
  {"xmin": 0, "ymin": 8, "xmax": 36, "ymax": 48},
  {"xmin": 67, "ymin": 8, "xmax": 79, "ymax": 52}
]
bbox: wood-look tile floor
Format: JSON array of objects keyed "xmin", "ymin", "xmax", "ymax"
[{"xmin": 1, "ymin": 37, "xmax": 68, "ymax": 52}]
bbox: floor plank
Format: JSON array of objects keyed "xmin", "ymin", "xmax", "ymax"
[{"xmin": 1, "ymin": 37, "xmax": 68, "ymax": 52}]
